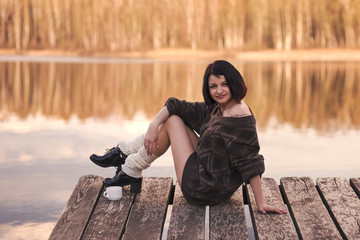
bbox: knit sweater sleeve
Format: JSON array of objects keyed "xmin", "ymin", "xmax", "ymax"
[
  {"xmin": 221, "ymin": 117, "xmax": 265, "ymax": 183},
  {"xmin": 165, "ymin": 97, "xmax": 208, "ymax": 134}
]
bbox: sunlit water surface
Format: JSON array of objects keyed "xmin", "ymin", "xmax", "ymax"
[{"xmin": 0, "ymin": 58, "xmax": 359, "ymax": 239}]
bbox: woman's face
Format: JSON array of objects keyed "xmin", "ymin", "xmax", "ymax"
[{"xmin": 208, "ymin": 74, "xmax": 233, "ymax": 107}]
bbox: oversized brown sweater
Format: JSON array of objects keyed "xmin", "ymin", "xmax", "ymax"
[{"xmin": 166, "ymin": 97, "xmax": 265, "ymax": 205}]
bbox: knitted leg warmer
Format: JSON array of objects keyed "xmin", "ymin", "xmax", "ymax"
[
  {"xmin": 117, "ymin": 134, "xmax": 145, "ymax": 156},
  {"xmin": 121, "ymin": 146, "xmax": 158, "ymax": 178}
]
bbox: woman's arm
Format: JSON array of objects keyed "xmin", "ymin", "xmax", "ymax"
[
  {"xmin": 165, "ymin": 97, "xmax": 208, "ymax": 133},
  {"xmin": 249, "ymin": 175, "xmax": 287, "ymax": 214},
  {"xmin": 144, "ymin": 107, "xmax": 169, "ymax": 155}
]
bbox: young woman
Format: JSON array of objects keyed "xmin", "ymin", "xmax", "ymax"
[{"xmin": 90, "ymin": 60, "xmax": 286, "ymax": 214}]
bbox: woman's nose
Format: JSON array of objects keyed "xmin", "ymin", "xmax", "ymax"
[{"xmin": 217, "ymin": 86, "xmax": 222, "ymax": 93}]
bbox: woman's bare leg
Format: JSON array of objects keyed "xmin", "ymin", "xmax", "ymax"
[
  {"xmin": 122, "ymin": 115, "xmax": 196, "ymax": 183},
  {"xmin": 158, "ymin": 115, "xmax": 198, "ymax": 184},
  {"xmin": 152, "ymin": 119, "xmax": 197, "ymax": 157},
  {"xmin": 151, "ymin": 124, "xmax": 170, "ymax": 156}
]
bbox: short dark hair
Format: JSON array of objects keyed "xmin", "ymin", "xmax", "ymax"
[{"xmin": 202, "ymin": 60, "xmax": 247, "ymax": 107}]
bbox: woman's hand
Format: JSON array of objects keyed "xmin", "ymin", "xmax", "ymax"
[
  {"xmin": 144, "ymin": 121, "xmax": 160, "ymax": 156},
  {"xmin": 144, "ymin": 106, "xmax": 170, "ymax": 156},
  {"xmin": 256, "ymin": 202, "xmax": 287, "ymax": 215},
  {"xmin": 249, "ymin": 176, "xmax": 287, "ymax": 215}
]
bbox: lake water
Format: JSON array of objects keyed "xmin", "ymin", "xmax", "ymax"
[{"xmin": 0, "ymin": 58, "xmax": 359, "ymax": 239}]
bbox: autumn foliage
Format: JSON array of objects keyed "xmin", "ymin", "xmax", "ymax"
[{"xmin": 1, "ymin": 0, "xmax": 360, "ymax": 52}]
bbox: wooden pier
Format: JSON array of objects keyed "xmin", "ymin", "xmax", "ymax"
[{"xmin": 49, "ymin": 175, "xmax": 360, "ymax": 240}]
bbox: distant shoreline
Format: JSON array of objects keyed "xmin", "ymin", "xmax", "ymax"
[{"xmin": 1, "ymin": 48, "xmax": 360, "ymax": 62}]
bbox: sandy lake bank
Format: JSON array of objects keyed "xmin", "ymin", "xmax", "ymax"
[{"xmin": 1, "ymin": 48, "xmax": 360, "ymax": 62}]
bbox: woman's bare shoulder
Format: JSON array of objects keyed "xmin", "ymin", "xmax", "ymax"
[{"xmin": 227, "ymin": 101, "xmax": 251, "ymax": 118}]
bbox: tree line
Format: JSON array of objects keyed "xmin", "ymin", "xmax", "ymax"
[{"xmin": 0, "ymin": 0, "xmax": 360, "ymax": 52}]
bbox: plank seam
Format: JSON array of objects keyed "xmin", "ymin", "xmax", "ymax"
[
  {"xmin": 279, "ymin": 182, "xmax": 303, "ymax": 240},
  {"xmin": 315, "ymin": 184, "xmax": 347, "ymax": 240},
  {"xmin": 119, "ymin": 192, "xmax": 139, "ymax": 239},
  {"xmin": 278, "ymin": 183, "xmax": 288, "ymax": 205},
  {"xmin": 244, "ymin": 184, "xmax": 260, "ymax": 240},
  {"xmin": 350, "ymin": 179, "xmax": 360, "ymax": 199},
  {"xmin": 159, "ymin": 180, "xmax": 174, "ymax": 239},
  {"xmin": 79, "ymin": 180, "xmax": 105, "ymax": 240},
  {"xmin": 168, "ymin": 183, "xmax": 175, "ymax": 205},
  {"xmin": 242, "ymin": 183, "xmax": 249, "ymax": 204}
]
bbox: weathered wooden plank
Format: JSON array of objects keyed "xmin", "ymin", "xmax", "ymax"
[
  {"xmin": 167, "ymin": 182, "xmax": 205, "ymax": 240},
  {"xmin": 280, "ymin": 177, "xmax": 342, "ymax": 240},
  {"xmin": 247, "ymin": 178, "xmax": 298, "ymax": 240},
  {"xmin": 350, "ymin": 178, "xmax": 360, "ymax": 198},
  {"xmin": 316, "ymin": 177, "xmax": 360, "ymax": 240},
  {"xmin": 209, "ymin": 185, "xmax": 248, "ymax": 240},
  {"xmin": 81, "ymin": 184, "xmax": 133, "ymax": 240},
  {"xmin": 123, "ymin": 177, "xmax": 173, "ymax": 240},
  {"xmin": 49, "ymin": 175, "xmax": 103, "ymax": 240}
]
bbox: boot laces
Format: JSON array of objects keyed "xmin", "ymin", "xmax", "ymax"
[
  {"xmin": 104, "ymin": 147, "xmax": 116, "ymax": 153},
  {"xmin": 119, "ymin": 151, "xmax": 127, "ymax": 159}
]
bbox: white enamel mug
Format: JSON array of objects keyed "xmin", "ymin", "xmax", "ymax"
[{"xmin": 103, "ymin": 186, "xmax": 122, "ymax": 200}]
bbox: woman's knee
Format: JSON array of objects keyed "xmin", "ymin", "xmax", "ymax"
[{"xmin": 164, "ymin": 115, "xmax": 184, "ymax": 129}]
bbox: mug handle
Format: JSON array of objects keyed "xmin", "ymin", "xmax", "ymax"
[{"xmin": 103, "ymin": 191, "xmax": 108, "ymax": 197}]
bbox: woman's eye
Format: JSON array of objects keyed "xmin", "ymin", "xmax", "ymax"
[{"xmin": 209, "ymin": 85, "xmax": 216, "ymax": 89}]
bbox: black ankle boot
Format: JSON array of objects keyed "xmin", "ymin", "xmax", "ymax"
[
  {"xmin": 104, "ymin": 171, "xmax": 142, "ymax": 193},
  {"xmin": 90, "ymin": 147, "xmax": 127, "ymax": 168}
]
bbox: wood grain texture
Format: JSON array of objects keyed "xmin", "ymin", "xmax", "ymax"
[
  {"xmin": 350, "ymin": 178, "xmax": 360, "ymax": 198},
  {"xmin": 316, "ymin": 177, "xmax": 360, "ymax": 240},
  {"xmin": 49, "ymin": 175, "xmax": 103, "ymax": 240},
  {"xmin": 123, "ymin": 177, "xmax": 173, "ymax": 240},
  {"xmin": 209, "ymin": 185, "xmax": 248, "ymax": 240},
  {"xmin": 167, "ymin": 182, "xmax": 205, "ymax": 240},
  {"xmin": 280, "ymin": 177, "xmax": 342, "ymax": 240},
  {"xmin": 247, "ymin": 178, "xmax": 298, "ymax": 240},
  {"xmin": 81, "ymin": 184, "xmax": 133, "ymax": 240}
]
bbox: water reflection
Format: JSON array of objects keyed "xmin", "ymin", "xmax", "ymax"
[
  {"xmin": 242, "ymin": 62, "xmax": 360, "ymax": 132},
  {"xmin": 0, "ymin": 62, "xmax": 205, "ymax": 121},
  {"xmin": 0, "ymin": 222, "xmax": 55, "ymax": 240},
  {"xmin": 0, "ymin": 60, "xmax": 359, "ymax": 239},
  {"xmin": 1, "ymin": 61, "xmax": 359, "ymax": 131}
]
